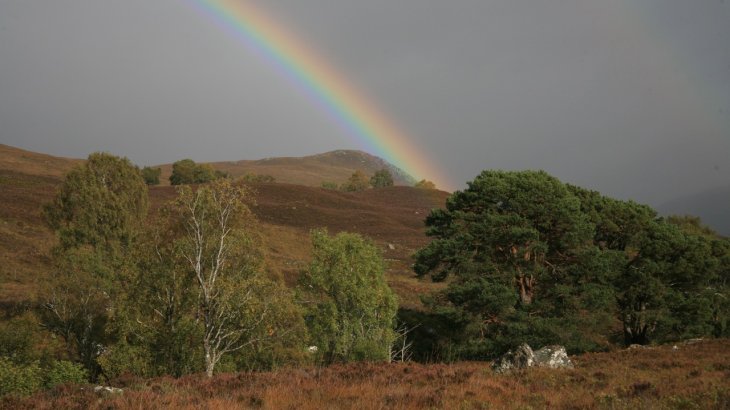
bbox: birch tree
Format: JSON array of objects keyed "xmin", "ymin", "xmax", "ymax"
[{"xmin": 171, "ymin": 180, "xmax": 277, "ymax": 377}]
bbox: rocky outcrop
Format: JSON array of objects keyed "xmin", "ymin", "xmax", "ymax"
[
  {"xmin": 492, "ymin": 344, "xmax": 573, "ymax": 373},
  {"xmin": 492, "ymin": 343, "xmax": 535, "ymax": 373},
  {"xmin": 533, "ymin": 345, "xmax": 573, "ymax": 369}
]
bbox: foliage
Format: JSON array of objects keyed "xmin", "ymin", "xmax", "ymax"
[
  {"xmin": 43, "ymin": 152, "xmax": 148, "ymax": 251},
  {"xmin": 44, "ymin": 360, "xmax": 88, "ymax": 389},
  {"xmin": 0, "ymin": 314, "xmax": 40, "ymax": 365},
  {"xmin": 169, "ymin": 159, "xmax": 218, "ymax": 185},
  {"xmin": 666, "ymin": 214, "xmax": 721, "ymax": 239},
  {"xmin": 370, "ymin": 168, "xmax": 394, "ymax": 188},
  {"xmin": 163, "ymin": 179, "xmax": 302, "ymax": 376},
  {"xmin": 321, "ymin": 181, "xmax": 339, "ymax": 190},
  {"xmin": 414, "ymin": 170, "xmax": 727, "ymax": 357},
  {"xmin": 41, "ymin": 152, "xmax": 148, "ymax": 380},
  {"xmin": 298, "ymin": 229, "xmax": 397, "ymax": 363},
  {"xmin": 141, "ymin": 166, "xmax": 161, "ymax": 185},
  {"xmin": 618, "ymin": 221, "xmax": 726, "ymax": 344},
  {"xmin": 0, "ymin": 358, "xmax": 42, "ymax": 397},
  {"xmin": 240, "ymin": 173, "xmax": 275, "ymax": 183},
  {"xmin": 341, "ymin": 170, "xmax": 371, "ymax": 192},
  {"xmin": 414, "ymin": 179, "xmax": 436, "ymax": 190}
]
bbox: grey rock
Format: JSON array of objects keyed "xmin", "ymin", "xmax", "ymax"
[
  {"xmin": 94, "ymin": 386, "xmax": 123, "ymax": 395},
  {"xmin": 533, "ymin": 345, "xmax": 573, "ymax": 369},
  {"xmin": 492, "ymin": 343, "xmax": 535, "ymax": 373},
  {"xmin": 492, "ymin": 343, "xmax": 573, "ymax": 373}
]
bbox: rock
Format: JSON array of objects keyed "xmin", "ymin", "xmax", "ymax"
[
  {"xmin": 628, "ymin": 344, "xmax": 647, "ymax": 349},
  {"xmin": 533, "ymin": 345, "xmax": 574, "ymax": 369},
  {"xmin": 492, "ymin": 343, "xmax": 535, "ymax": 373},
  {"xmin": 387, "ymin": 243, "xmax": 396, "ymax": 250},
  {"xmin": 94, "ymin": 386, "xmax": 123, "ymax": 395},
  {"xmin": 492, "ymin": 343, "xmax": 573, "ymax": 373}
]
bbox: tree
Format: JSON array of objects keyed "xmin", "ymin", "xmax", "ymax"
[
  {"xmin": 298, "ymin": 229, "xmax": 397, "ymax": 363},
  {"xmin": 370, "ymin": 168, "xmax": 394, "ymax": 188},
  {"xmin": 44, "ymin": 152, "xmax": 148, "ymax": 251},
  {"xmin": 414, "ymin": 170, "xmax": 617, "ymax": 357},
  {"xmin": 169, "ymin": 159, "xmax": 217, "ymax": 185},
  {"xmin": 41, "ymin": 152, "xmax": 148, "ymax": 379},
  {"xmin": 341, "ymin": 170, "xmax": 371, "ymax": 192},
  {"xmin": 141, "ymin": 166, "xmax": 161, "ymax": 185},
  {"xmin": 168, "ymin": 180, "xmax": 294, "ymax": 377},
  {"xmin": 414, "ymin": 179, "xmax": 436, "ymax": 190},
  {"xmin": 618, "ymin": 220, "xmax": 724, "ymax": 344}
]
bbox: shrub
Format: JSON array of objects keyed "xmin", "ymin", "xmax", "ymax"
[
  {"xmin": 45, "ymin": 360, "xmax": 88, "ymax": 388},
  {"xmin": 0, "ymin": 358, "xmax": 42, "ymax": 397},
  {"xmin": 141, "ymin": 166, "xmax": 161, "ymax": 185}
]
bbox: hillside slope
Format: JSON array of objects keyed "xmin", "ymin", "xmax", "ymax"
[
  {"xmin": 0, "ymin": 144, "xmax": 80, "ymax": 178},
  {"xmin": 0, "ymin": 146, "xmax": 447, "ymax": 310},
  {"xmin": 156, "ymin": 150, "xmax": 418, "ymax": 187}
]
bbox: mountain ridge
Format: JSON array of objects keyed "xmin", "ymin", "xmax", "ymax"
[{"xmin": 0, "ymin": 144, "xmax": 419, "ymax": 188}]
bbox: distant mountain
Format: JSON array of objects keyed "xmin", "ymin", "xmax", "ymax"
[
  {"xmin": 157, "ymin": 149, "xmax": 418, "ymax": 187},
  {"xmin": 0, "ymin": 145, "xmax": 418, "ymax": 189},
  {"xmin": 658, "ymin": 185, "xmax": 730, "ymax": 237}
]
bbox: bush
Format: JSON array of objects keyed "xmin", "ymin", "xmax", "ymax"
[
  {"xmin": 141, "ymin": 166, "xmax": 161, "ymax": 185},
  {"xmin": 0, "ymin": 314, "xmax": 39, "ymax": 364},
  {"xmin": 0, "ymin": 358, "xmax": 42, "ymax": 397},
  {"xmin": 98, "ymin": 342, "xmax": 153, "ymax": 379},
  {"xmin": 45, "ymin": 360, "xmax": 88, "ymax": 388}
]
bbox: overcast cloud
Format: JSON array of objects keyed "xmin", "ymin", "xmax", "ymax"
[{"xmin": 1, "ymin": 0, "xmax": 728, "ymax": 206}]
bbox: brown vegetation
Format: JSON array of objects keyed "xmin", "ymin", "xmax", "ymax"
[
  {"xmin": 0, "ymin": 146, "xmax": 447, "ymax": 311},
  {"xmin": 4, "ymin": 339, "xmax": 728, "ymax": 409},
  {"xmin": 155, "ymin": 150, "xmax": 416, "ymax": 187}
]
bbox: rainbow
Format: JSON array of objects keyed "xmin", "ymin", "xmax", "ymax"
[{"xmin": 187, "ymin": 0, "xmax": 453, "ymax": 190}]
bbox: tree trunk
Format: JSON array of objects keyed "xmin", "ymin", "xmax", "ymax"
[
  {"xmin": 517, "ymin": 273, "xmax": 534, "ymax": 305},
  {"xmin": 204, "ymin": 349, "xmax": 215, "ymax": 378}
]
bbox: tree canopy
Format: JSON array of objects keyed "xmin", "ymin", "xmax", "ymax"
[
  {"xmin": 141, "ymin": 166, "xmax": 161, "ymax": 185},
  {"xmin": 41, "ymin": 152, "xmax": 148, "ymax": 378},
  {"xmin": 298, "ymin": 229, "xmax": 397, "ymax": 363},
  {"xmin": 341, "ymin": 170, "xmax": 371, "ymax": 192},
  {"xmin": 370, "ymin": 168, "xmax": 394, "ymax": 188},
  {"xmin": 169, "ymin": 159, "xmax": 218, "ymax": 185},
  {"xmin": 413, "ymin": 170, "xmax": 729, "ymax": 359}
]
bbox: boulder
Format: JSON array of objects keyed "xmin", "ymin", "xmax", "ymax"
[
  {"xmin": 492, "ymin": 343, "xmax": 573, "ymax": 373},
  {"xmin": 94, "ymin": 386, "xmax": 123, "ymax": 395},
  {"xmin": 492, "ymin": 343, "xmax": 535, "ymax": 373},
  {"xmin": 533, "ymin": 345, "xmax": 573, "ymax": 369}
]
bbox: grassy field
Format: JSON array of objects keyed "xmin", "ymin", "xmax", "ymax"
[{"xmin": 3, "ymin": 339, "xmax": 728, "ymax": 409}]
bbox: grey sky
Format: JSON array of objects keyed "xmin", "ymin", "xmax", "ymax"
[{"xmin": 1, "ymin": 0, "xmax": 728, "ymax": 206}]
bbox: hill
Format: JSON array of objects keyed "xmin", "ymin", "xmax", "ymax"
[
  {"xmin": 658, "ymin": 185, "xmax": 730, "ymax": 237},
  {"xmin": 0, "ymin": 145, "xmax": 447, "ymax": 310},
  {"xmin": 156, "ymin": 150, "xmax": 418, "ymax": 187},
  {"xmin": 0, "ymin": 144, "xmax": 80, "ymax": 178}
]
